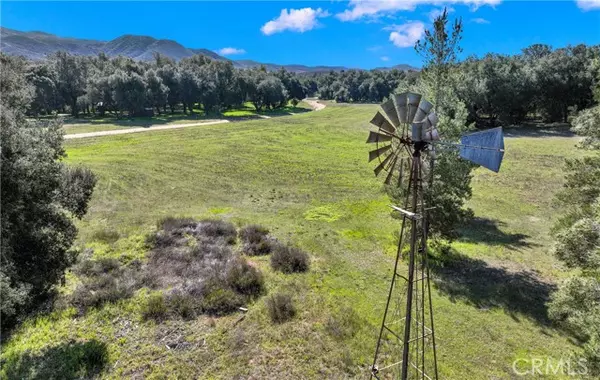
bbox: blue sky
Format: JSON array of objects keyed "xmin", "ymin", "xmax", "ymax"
[{"xmin": 1, "ymin": 1, "xmax": 599, "ymax": 69}]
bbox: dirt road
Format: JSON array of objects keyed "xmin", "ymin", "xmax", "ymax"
[
  {"xmin": 65, "ymin": 99, "xmax": 326, "ymax": 140},
  {"xmin": 304, "ymin": 98, "xmax": 326, "ymax": 111}
]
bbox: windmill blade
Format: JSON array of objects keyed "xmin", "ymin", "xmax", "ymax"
[
  {"xmin": 374, "ymin": 152, "xmax": 395, "ymax": 176},
  {"xmin": 414, "ymin": 99, "xmax": 433, "ymax": 123},
  {"xmin": 421, "ymin": 117, "xmax": 432, "ymax": 130},
  {"xmin": 459, "ymin": 127, "xmax": 505, "ymax": 172},
  {"xmin": 411, "ymin": 122, "xmax": 423, "ymax": 142},
  {"xmin": 422, "ymin": 127, "xmax": 440, "ymax": 142},
  {"xmin": 370, "ymin": 111, "xmax": 396, "ymax": 134},
  {"xmin": 369, "ymin": 144, "xmax": 392, "ymax": 162},
  {"xmin": 427, "ymin": 113, "xmax": 439, "ymax": 127},
  {"xmin": 393, "ymin": 93, "xmax": 408, "ymax": 123},
  {"xmin": 407, "ymin": 93, "xmax": 422, "ymax": 122},
  {"xmin": 381, "ymin": 98, "xmax": 401, "ymax": 128},
  {"xmin": 366, "ymin": 131, "xmax": 393, "ymax": 144}
]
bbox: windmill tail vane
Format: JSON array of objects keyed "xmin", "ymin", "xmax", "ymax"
[{"xmin": 366, "ymin": 92, "xmax": 505, "ymax": 379}]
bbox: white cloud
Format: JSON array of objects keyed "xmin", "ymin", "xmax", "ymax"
[
  {"xmin": 367, "ymin": 45, "xmax": 383, "ymax": 52},
  {"xmin": 337, "ymin": 0, "xmax": 500, "ymax": 21},
  {"xmin": 577, "ymin": 0, "xmax": 600, "ymax": 10},
  {"xmin": 388, "ymin": 21, "xmax": 425, "ymax": 48},
  {"xmin": 471, "ymin": 17, "xmax": 490, "ymax": 23},
  {"xmin": 381, "ymin": 56, "xmax": 390, "ymax": 61},
  {"xmin": 218, "ymin": 47, "xmax": 246, "ymax": 56},
  {"xmin": 261, "ymin": 8, "xmax": 330, "ymax": 35}
]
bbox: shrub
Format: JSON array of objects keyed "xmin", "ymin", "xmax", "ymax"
[
  {"xmin": 71, "ymin": 274, "xmax": 133, "ymax": 311},
  {"xmin": 201, "ymin": 286, "xmax": 244, "ymax": 315},
  {"xmin": 139, "ymin": 218, "xmax": 269, "ymax": 321},
  {"xmin": 239, "ymin": 225, "xmax": 269, "ymax": 244},
  {"xmin": 69, "ymin": 258, "xmax": 143, "ymax": 312},
  {"xmin": 266, "ymin": 293, "xmax": 296, "ymax": 323},
  {"xmin": 166, "ymin": 290, "xmax": 198, "ymax": 320},
  {"xmin": 270, "ymin": 244, "xmax": 310, "ymax": 273},
  {"xmin": 142, "ymin": 292, "xmax": 168, "ymax": 321},
  {"xmin": 73, "ymin": 257, "xmax": 121, "ymax": 277},
  {"xmin": 198, "ymin": 219, "xmax": 237, "ymax": 244},
  {"xmin": 158, "ymin": 217, "xmax": 196, "ymax": 232},
  {"xmin": 239, "ymin": 225, "xmax": 274, "ymax": 256},
  {"xmin": 226, "ymin": 257, "xmax": 264, "ymax": 297},
  {"xmin": 290, "ymin": 98, "xmax": 300, "ymax": 107}
]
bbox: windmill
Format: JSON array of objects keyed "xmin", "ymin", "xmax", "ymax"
[{"xmin": 367, "ymin": 92, "xmax": 505, "ymax": 379}]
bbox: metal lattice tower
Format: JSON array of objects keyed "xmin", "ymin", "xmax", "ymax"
[{"xmin": 366, "ymin": 92, "xmax": 505, "ymax": 380}]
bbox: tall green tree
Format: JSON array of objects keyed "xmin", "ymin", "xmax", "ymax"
[
  {"xmin": 1, "ymin": 54, "xmax": 97, "ymax": 326},
  {"xmin": 52, "ymin": 52, "xmax": 87, "ymax": 117},
  {"xmin": 392, "ymin": 7, "xmax": 474, "ymax": 240},
  {"xmin": 548, "ymin": 103, "xmax": 600, "ymax": 375},
  {"xmin": 145, "ymin": 69, "xmax": 169, "ymax": 115},
  {"xmin": 534, "ymin": 45, "xmax": 595, "ymax": 122},
  {"xmin": 156, "ymin": 65, "xmax": 180, "ymax": 113},
  {"xmin": 178, "ymin": 67, "xmax": 199, "ymax": 114},
  {"xmin": 415, "ymin": 7, "xmax": 463, "ymax": 111},
  {"xmin": 110, "ymin": 70, "xmax": 147, "ymax": 116}
]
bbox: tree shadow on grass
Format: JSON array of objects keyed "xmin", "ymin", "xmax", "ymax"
[
  {"xmin": 2, "ymin": 339, "xmax": 108, "ymax": 380},
  {"xmin": 504, "ymin": 124, "xmax": 574, "ymax": 138},
  {"xmin": 458, "ymin": 217, "xmax": 536, "ymax": 250},
  {"xmin": 430, "ymin": 249, "xmax": 556, "ymax": 326}
]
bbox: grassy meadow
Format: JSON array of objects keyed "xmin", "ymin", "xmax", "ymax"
[{"xmin": 1, "ymin": 103, "xmax": 586, "ymax": 379}]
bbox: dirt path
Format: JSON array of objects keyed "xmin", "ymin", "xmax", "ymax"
[
  {"xmin": 304, "ymin": 98, "xmax": 326, "ymax": 111},
  {"xmin": 65, "ymin": 99, "xmax": 326, "ymax": 140}
]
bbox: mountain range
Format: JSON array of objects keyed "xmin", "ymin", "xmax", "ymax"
[{"xmin": 0, "ymin": 27, "xmax": 418, "ymax": 73}]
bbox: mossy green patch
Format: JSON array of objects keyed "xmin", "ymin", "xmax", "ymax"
[
  {"xmin": 208, "ymin": 206, "xmax": 233, "ymax": 215},
  {"xmin": 304, "ymin": 205, "xmax": 342, "ymax": 222}
]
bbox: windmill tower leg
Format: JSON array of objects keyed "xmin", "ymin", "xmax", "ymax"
[{"xmin": 371, "ymin": 146, "xmax": 439, "ymax": 380}]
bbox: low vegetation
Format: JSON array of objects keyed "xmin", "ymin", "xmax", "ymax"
[
  {"xmin": 266, "ymin": 293, "xmax": 296, "ymax": 324},
  {"xmin": 270, "ymin": 244, "xmax": 310, "ymax": 273},
  {"xmin": 63, "ymin": 218, "xmax": 307, "ymax": 327},
  {"xmin": 70, "ymin": 219, "xmax": 272, "ymax": 321},
  {"xmin": 239, "ymin": 224, "xmax": 275, "ymax": 256}
]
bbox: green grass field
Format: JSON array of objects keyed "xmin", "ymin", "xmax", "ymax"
[
  {"xmin": 2, "ymin": 103, "xmax": 585, "ymax": 379},
  {"xmin": 60, "ymin": 101, "xmax": 312, "ymax": 135}
]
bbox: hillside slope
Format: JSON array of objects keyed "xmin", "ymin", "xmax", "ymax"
[{"xmin": 0, "ymin": 27, "xmax": 419, "ymax": 72}]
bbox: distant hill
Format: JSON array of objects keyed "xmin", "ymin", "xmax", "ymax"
[
  {"xmin": 372, "ymin": 64, "xmax": 419, "ymax": 71},
  {"xmin": 235, "ymin": 59, "xmax": 351, "ymax": 73},
  {"xmin": 0, "ymin": 28, "xmax": 105, "ymax": 60},
  {"xmin": 0, "ymin": 27, "xmax": 418, "ymax": 73}
]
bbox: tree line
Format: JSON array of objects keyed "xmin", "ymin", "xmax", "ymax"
[
  {"xmin": 310, "ymin": 43, "xmax": 599, "ymax": 126},
  {"xmin": 23, "ymin": 50, "xmax": 413, "ymax": 118},
  {"xmin": 22, "ymin": 51, "xmax": 308, "ymax": 118},
  {"xmin": 19, "ymin": 42, "xmax": 598, "ymax": 126}
]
